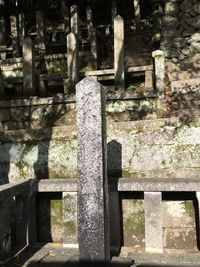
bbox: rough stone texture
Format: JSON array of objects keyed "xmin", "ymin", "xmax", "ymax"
[
  {"xmin": 161, "ymin": 0, "xmax": 200, "ymax": 62},
  {"xmin": 144, "ymin": 192, "xmax": 163, "ymax": 253},
  {"xmin": 76, "ymin": 77, "xmax": 110, "ymax": 262},
  {"xmin": 171, "ymin": 78, "xmax": 200, "ymax": 95}
]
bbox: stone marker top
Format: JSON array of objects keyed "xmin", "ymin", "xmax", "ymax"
[
  {"xmin": 76, "ymin": 76, "xmax": 106, "ymax": 102},
  {"xmin": 152, "ymin": 50, "xmax": 164, "ymax": 58},
  {"xmin": 114, "ymin": 14, "xmax": 123, "ymax": 22}
]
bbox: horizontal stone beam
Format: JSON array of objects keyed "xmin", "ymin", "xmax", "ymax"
[
  {"xmin": 3, "ymin": 177, "xmax": 200, "ymax": 196},
  {"xmin": 35, "ymin": 178, "xmax": 200, "ymax": 193}
]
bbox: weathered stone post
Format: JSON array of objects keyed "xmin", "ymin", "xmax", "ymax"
[
  {"xmin": 23, "ymin": 37, "xmax": 36, "ymax": 96},
  {"xmin": 76, "ymin": 77, "xmax": 110, "ymax": 263},
  {"xmin": 152, "ymin": 50, "xmax": 165, "ymax": 111},
  {"xmin": 19, "ymin": 13, "xmax": 25, "ymax": 46},
  {"xmin": 144, "ymin": 192, "xmax": 163, "ymax": 253},
  {"xmin": 67, "ymin": 32, "xmax": 79, "ymax": 92},
  {"xmin": 70, "ymin": 5, "xmax": 79, "ymax": 35},
  {"xmin": 10, "ymin": 15, "xmax": 20, "ymax": 57},
  {"xmin": 114, "ymin": 15, "xmax": 125, "ymax": 91},
  {"xmin": 36, "ymin": 11, "xmax": 46, "ymax": 55},
  {"xmin": 86, "ymin": 6, "xmax": 97, "ymax": 68},
  {"xmin": 133, "ymin": 0, "xmax": 141, "ymax": 27}
]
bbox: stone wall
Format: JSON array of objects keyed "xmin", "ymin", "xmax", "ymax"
[
  {"xmin": 161, "ymin": 0, "xmax": 200, "ymax": 63},
  {"xmin": 1, "ymin": 112, "xmax": 200, "ymax": 250}
]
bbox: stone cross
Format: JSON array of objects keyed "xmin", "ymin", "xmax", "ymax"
[
  {"xmin": 152, "ymin": 50, "xmax": 165, "ymax": 110},
  {"xmin": 114, "ymin": 15, "xmax": 125, "ymax": 91},
  {"xmin": 23, "ymin": 37, "xmax": 36, "ymax": 96},
  {"xmin": 76, "ymin": 77, "xmax": 110, "ymax": 263}
]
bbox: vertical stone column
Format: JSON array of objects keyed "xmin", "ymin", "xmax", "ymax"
[
  {"xmin": 67, "ymin": 32, "xmax": 79, "ymax": 92},
  {"xmin": 144, "ymin": 192, "xmax": 163, "ymax": 253},
  {"xmin": 23, "ymin": 37, "xmax": 36, "ymax": 96},
  {"xmin": 152, "ymin": 50, "xmax": 165, "ymax": 110},
  {"xmin": 10, "ymin": 15, "xmax": 20, "ymax": 57},
  {"xmin": 70, "ymin": 5, "xmax": 79, "ymax": 35},
  {"xmin": 0, "ymin": 17, "xmax": 6, "ymax": 60},
  {"xmin": 76, "ymin": 77, "xmax": 110, "ymax": 263},
  {"xmin": 63, "ymin": 192, "xmax": 78, "ymax": 246},
  {"xmin": 19, "ymin": 13, "xmax": 25, "ymax": 46},
  {"xmin": 36, "ymin": 11, "xmax": 46, "ymax": 55},
  {"xmin": 86, "ymin": 6, "xmax": 97, "ymax": 68},
  {"xmin": 114, "ymin": 15, "xmax": 125, "ymax": 91},
  {"xmin": 133, "ymin": 0, "xmax": 141, "ymax": 26},
  {"xmin": 145, "ymin": 70, "xmax": 153, "ymax": 90}
]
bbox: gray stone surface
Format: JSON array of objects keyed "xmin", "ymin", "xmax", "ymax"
[
  {"xmin": 144, "ymin": 192, "xmax": 163, "ymax": 253},
  {"xmin": 76, "ymin": 77, "xmax": 110, "ymax": 262}
]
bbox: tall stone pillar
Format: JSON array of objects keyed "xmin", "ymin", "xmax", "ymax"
[
  {"xmin": 152, "ymin": 50, "xmax": 165, "ymax": 111},
  {"xmin": 23, "ymin": 37, "xmax": 36, "ymax": 96},
  {"xmin": 76, "ymin": 77, "xmax": 110, "ymax": 264},
  {"xmin": 114, "ymin": 15, "xmax": 125, "ymax": 91}
]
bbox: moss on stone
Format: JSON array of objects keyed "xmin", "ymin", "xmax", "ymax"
[
  {"xmin": 183, "ymin": 201, "xmax": 195, "ymax": 218},
  {"xmin": 123, "ymin": 199, "xmax": 145, "ymax": 246},
  {"xmin": 63, "ymin": 221, "xmax": 77, "ymax": 236},
  {"xmin": 51, "ymin": 199, "xmax": 63, "ymax": 224}
]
